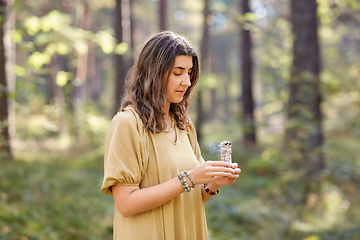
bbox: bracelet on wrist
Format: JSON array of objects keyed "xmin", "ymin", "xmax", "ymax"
[
  {"xmin": 183, "ymin": 170, "xmax": 195, "ymax": 188},
  {"xmin": 178, "ymin": 172, "xmax": 191, "ymax": 193},
  {"xmin": 204, "ymin": 183, "xmax": 220, "ymax": 195}
]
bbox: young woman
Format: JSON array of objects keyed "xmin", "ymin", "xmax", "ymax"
[{"xmin": 101, "ymin": 31, "xmax": 241, "ymax": 240}]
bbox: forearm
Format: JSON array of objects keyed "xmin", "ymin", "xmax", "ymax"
[{"xmin": 113, "ymin": 177, "xmax": 185, "ymax": 218}]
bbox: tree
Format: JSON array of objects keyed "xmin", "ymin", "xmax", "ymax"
[
  {"xmin": 4, "ymin": 0, "xmax": 14, "ymax": 144},
  {"xmin": 240, "ymin": 0, "xmax": 256, "ymax": 145},
  {"xmin": 196, "ymin": 0, "xmax": 211, "ymax": 144},
  {"xmin": 0, "ymin": 0, "xmax": 12, "ymax": 160},
  {"xmin": 73, "ymin": 0, "xmax": 90, "ymax": 139},
  {"xmin": 159, "ymin": 0, "xmax": 167, "ymax": 31},
  {"xmin": 286, "ymin": 0, "xmax": 324, "ymax": 199},
  {"xmin": 114, "ymin": 0, "xmax": 126, "ymax": 113}
]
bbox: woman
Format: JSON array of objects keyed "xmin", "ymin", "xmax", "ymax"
[{"xmin": 101, "ymin": 31, "xmax": 241, "ymax": 240}]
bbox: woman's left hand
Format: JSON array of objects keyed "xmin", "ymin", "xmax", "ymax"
[{"xmin": 211, "ymin": 162, "xmax": 241, "ymax": 187}]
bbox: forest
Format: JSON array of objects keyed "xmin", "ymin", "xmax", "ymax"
[{"xmin": 0, "ymin": 0, "xmax": 359, "ymax": 239}]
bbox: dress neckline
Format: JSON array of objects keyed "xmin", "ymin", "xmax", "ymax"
[{"xmin": 163, "ymin": 126, "xmax": 178, "ymax": 145}]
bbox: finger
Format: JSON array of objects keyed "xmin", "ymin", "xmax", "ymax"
[
  {"xmin": 233, "ymin": 168, "xmax": 241, "ymax": 174},
  {"xmin": 207, "ymin": 171, "xmax": 233, "ymax": 177},
  {"xmin": 228, "ymin": 174, "xmax": 239, "ymax": 179},
  {"xmin": 206, "ymin": 161, "xmax": 232, "ymax": 168},
  {"xmin": 231, "ymin": 163, "xmax": 238, "ymax": 169},
  {"xmin": 209, "ymin": 167, "xmax": 234, "ymax": 173}
]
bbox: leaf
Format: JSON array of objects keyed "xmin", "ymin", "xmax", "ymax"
[
  {"xmin": 93, "ymin": 30, "xmax": 116, "ymax": 54},
  {"xmin": 244, "ymin": 12, "xmax": 257, "ymax": 22},
  {"xmin": 11, "ymin": 30, "xmax": 23, "ymax": 43},
  {"xmin": 114, "ymin": 42, "xmax": 128, "ymax": 55},
  {"xmin": 27, "ymin": 52, "xmax": 51, "ymax": 69},
  {"xmin": 74, "ymin": 40, "xmax": 88, "ymax": 54},
  {"xmin": 56, "ymin": 71, "xmax": 68, "ymax": 87},
  {"xmin": 56, "ymin": 42, "xmax": 69, "ymax": 55},
  {"xmin": 14, "ymin": 65, "xmax": 26, "ymax": 77},
  {"xmin": 24, "ymin": 16, "xmax": 42, "ymax": 36}
]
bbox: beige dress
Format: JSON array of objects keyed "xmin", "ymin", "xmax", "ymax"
[{"xmin": 101, "ymin": 107, "xmax": 209, "ymax": 240}]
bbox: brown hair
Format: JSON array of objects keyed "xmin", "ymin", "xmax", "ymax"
[{"xmin": 121, "ymin": 31, "xmax": 200, "ymax": 133}]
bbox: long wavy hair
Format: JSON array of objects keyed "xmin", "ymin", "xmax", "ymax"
[{"xmin": 121, "ymin": 31, "xmax": 200, "ymax": 133}]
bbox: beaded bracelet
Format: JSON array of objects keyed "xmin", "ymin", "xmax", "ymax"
[
  {"xmin": 204, "ymin": 183, "xmax": 220, "ymax": 195},
  {"xmin": 180, "ymin": 172, "xmax": 191, "ymax": 192},
  {"xmin": 183, "ymin": 170, "xmax": 195, "ymax": 188},
  {"xmin": 178, "ymin": 173, "xmax": 191, "ymax": 193}
]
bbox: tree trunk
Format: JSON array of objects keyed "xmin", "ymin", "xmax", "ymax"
[
  {"xmin": 72, "ymin": 0, "xmax": 90, "ymax": 140},
  {"xmin": 159, "ymin": 0, "xmax": 167, "ymax": 31},
  {"xmin": 286, "ymin": 0, "xmax": 324, "ymax": 199},
  {"xmin": 88, "ymin": 14, "xmax": 101, "ymax": 104},
  {"xmin": 114, "ymin": 0, "xmax": 126, "ymax": 114},
  {"xmin": 40, "ymin": 0, "xmax": 54, "ymax": 105},
  {"xmin": 0, "ymin": 0, "xmax": 12, "ymax": 160},
  {"xmin": 89, "ymin": 43, "xmax": 101, "ymax": 103},
  {"xmin": 129, "ymin": 0, "xmax": 135, "ymax": 67},
  {"xmin": 50, "ymin": 58, "xmax": 67, "ymax": 136},
  {"xmin": 196, "ymin": 0, "xmax": 211, "ymax": 144},
  {"xmin": 240, "ymin": 0, "xmax": 256, "ymax": 145},
  {"xmin": 122, "ymin": 0, "xmax": 133, "ymax": 78},
  {"xmin": 4, "ymin": 0, "xmax": 15, "ymax": 144},
  {"xmin": 39, "ymin": 0, "xmax": 48, "ymax": 16}
]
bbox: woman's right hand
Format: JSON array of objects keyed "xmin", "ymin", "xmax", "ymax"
[{"xmin": 188, "ymin": 161, "xmax": 235, "ymax": 185}]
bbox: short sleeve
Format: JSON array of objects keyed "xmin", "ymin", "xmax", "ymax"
[
  {"xmin": 186, "ymin": 121, "xmax": 205, "ymax": 165},
  {"xmin": 101, "ymin": 108, "xmax": 149, "ymax": 196}
]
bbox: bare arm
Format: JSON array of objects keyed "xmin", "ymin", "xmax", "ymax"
[
  {"xmin": 113, "ymin": 161, "xmax": 239, "ymax": 218},
  {"xmin": 112, "ymin": 177, "xmax": 184, "ymax": 218}
]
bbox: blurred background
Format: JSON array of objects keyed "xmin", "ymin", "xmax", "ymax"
[{"xmin": 0, "ymin": 0, "xmax": 359, "ymax": 239}]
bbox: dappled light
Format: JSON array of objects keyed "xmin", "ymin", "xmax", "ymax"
[{"xmin": 0, "ymin": 0, "xmax": 359, "ymax": 239}]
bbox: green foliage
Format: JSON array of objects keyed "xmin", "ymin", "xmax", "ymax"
[
  {"xmin": 1, "ymin": 0, "xmax": 359, "ymax": 239},
  {"xmin": 202, "ymin": 133, "xmax": 360, "ymax": 240},
  {"xmin": 0, "ymin": 151, "xmax": 113, "ymax": 239}
]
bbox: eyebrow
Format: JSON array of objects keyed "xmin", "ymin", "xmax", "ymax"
[{"xmin": 173, "ymin": 66, "xmax": 193, "ymax": 70}]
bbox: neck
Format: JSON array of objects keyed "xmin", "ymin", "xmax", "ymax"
[{"xmin": 163, "ymin": 102, "xmax": 171, "ymax": 116}]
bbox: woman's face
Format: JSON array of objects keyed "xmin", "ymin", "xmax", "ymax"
[{"xmin": 164, "ymin": 55, "xmax": 193, "ymax": 107}]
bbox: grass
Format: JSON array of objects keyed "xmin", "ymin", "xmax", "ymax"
[
  {"xmin": 1, "ymin": 127, "xmax": 359, "ymax": 240},
  {"xmin": 0, "ymin": 148, "xmax": 114, "ymax": 240},
  {"xmin": 203, "ymin": 132, "xmax": 360, "ymax": 240}
]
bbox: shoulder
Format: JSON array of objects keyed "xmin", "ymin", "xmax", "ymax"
[
  {"xmin": 111, "ymin": 107, "xmax": 140, "ymax": 126},
  {"xmin": 108, "ymin": 107, "xmax": 145, "ymax": 135}
]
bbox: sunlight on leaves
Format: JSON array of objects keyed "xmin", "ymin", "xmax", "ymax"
[
  {"xmin": 56, "ymin": 42, "xmax": 69, "ymax": 55},
  {"xmin": 27, "ymin": 52, "xmax": 51, "ymax": 69},
  {"xmin": 198, "ymin": 74, "xmax": 218, "ymax": 89},
  {"xmin": 93, "ymin": 30, "xmax": 115, "ymax": 54},
  {"xmin": 304, "ymin": 235, "xmax": 321, "ymax": 240},
  {"xmin": 244, "ymin": 12, "xmax": 257, "ymax": 22},
  {"xmin": 56, "ymin": 71, "xmax": 68, "ymax": 87},
  {"xmin": 34, "ymin": 32, "xmax": 52, "ymax": 46},
  {"xmin": 44, "ymin": 44, "xmax": 56, "ymax": 56},
  {"xmin": 262, "ymin": 101, "xmax": 283, "ymax": 115},
  {"xmin": 41, "ymin": 10, "xmax": 70, "ymax": 32},
  {"xmin": 10, "ymin": 30, "xmax": 23, "ymax": 43},
  {"xmin": 24, "ymin": 16, "xmax": 42, "ymax": 36},
  {"xmin": 74, "ymin": 40, "xmax": 88, "ymax": 54},
  {"xmin": 14, "ymin": 65, "xmax": 26, "ymax": 77},
  {"xmin": 114, "ymin": 42, "xmax": 128, "ymax": 55}
]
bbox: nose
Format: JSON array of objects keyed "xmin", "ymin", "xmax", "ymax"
[{"xmin": 182, "ymin": 74, "xmax": 191, "ymax": 87}]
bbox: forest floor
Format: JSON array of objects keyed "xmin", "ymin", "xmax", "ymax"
[{"xmin": 1, "ymin": 128, "xmax": 359, "ymax": 240}]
